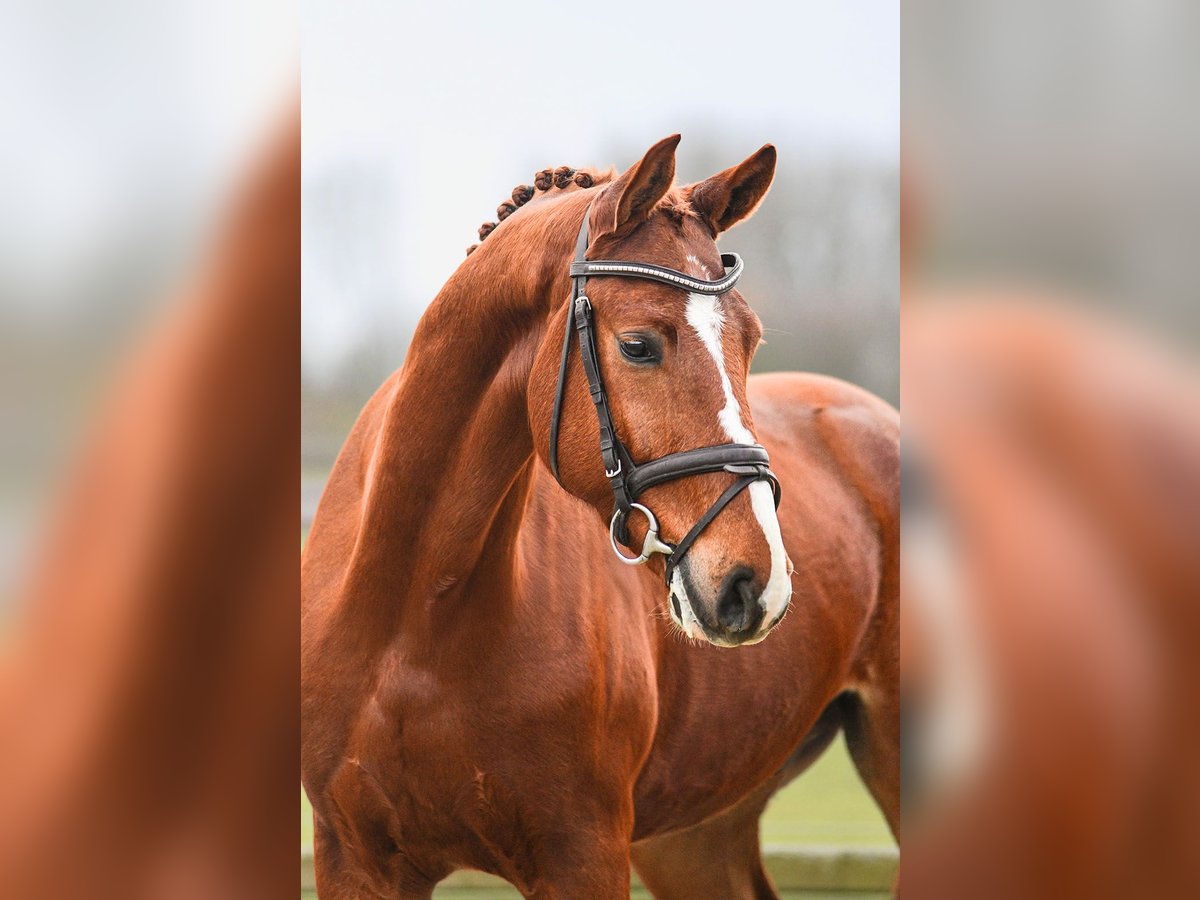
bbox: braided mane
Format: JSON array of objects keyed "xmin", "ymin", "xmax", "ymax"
[{"xmin": 466, "ymin": 165, "xmax": 616, "ymax": 256}]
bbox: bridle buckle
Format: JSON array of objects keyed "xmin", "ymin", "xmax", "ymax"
[{"xmin": 604, "ymin": 459, "xmax": 622, "ymax": 479}]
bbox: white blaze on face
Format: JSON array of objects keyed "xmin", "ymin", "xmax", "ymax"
[{"xmin": 679, "ymin": 290, "xmax": 792, "ymax": 629}]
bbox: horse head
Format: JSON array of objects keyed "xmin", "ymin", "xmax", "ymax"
[{"xmin": 523, "ymin": 136, "xmax": 793, "ymax": 647}]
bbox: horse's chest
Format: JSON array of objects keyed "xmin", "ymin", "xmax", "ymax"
[{"xmin": 345, "ymin": 641, "xmax": 655, "ymax": 870}]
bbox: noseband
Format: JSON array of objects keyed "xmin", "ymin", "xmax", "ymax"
[{"xmin": 548, "ymin": 207, "xmax": 781, "ymax": 585}]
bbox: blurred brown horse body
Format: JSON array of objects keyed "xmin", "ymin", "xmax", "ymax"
[
  {"xmin": 0, "ymin": 118, "xmax": 299, "ymax": 899},
  {"xmin": 301, "ymin": 138, "xmax": 899, "ymax": 899}
]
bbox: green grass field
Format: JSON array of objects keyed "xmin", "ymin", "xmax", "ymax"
[{"xmin": 301, "ymin": 734, "xmax": 893, "ymax": 897}]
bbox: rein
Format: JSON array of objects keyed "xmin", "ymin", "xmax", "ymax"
[{"xmin": 548, "ymin": 206, "xmax": 781, "ymax": 585}]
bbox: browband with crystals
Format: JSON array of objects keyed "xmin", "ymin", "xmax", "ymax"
[{"xmin": 568, "ymin": 254, "xmax": 743, "ymax": 295}]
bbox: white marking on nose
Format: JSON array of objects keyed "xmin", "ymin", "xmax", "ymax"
[
  {"xmin": 669, "ymin": 569, "xmax": 706, "ymax": 641},
  {"xmin": 684, "ymin": 293, "xmax": 792, "ymax": 627}
]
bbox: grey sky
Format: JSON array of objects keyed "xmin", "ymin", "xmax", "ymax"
[{"xmin": 302, "ymin": 0, "xmax": 898, "ymax": 376}]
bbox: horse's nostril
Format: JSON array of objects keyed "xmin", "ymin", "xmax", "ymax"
[{"xmin": 715, "ymin": 567, "xmax": 764, "ymax": 636}]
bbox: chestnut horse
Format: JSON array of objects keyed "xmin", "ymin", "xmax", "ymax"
[{"xmin": 301, "ymin": 136, "xmax": 899, "ymax": 899}]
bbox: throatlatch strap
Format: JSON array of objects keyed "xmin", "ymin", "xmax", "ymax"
[
  {"xmin": 574, "ymin": 296, "xmax": 633, "ymax": 515},
  {"xmin": 547, "ymin": 288, "xmax": 575, "ymax": 484},
  {"xmin": 548, "ymin": 214, "xmax": 594, "ymax": 485}
]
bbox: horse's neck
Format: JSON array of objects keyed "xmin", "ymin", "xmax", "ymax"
[{"xmin": 342, "ymin": 245, "xmax": 556, "ymax": 634}]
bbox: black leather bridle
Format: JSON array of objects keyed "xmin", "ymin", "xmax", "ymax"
[{"xmin": 548, "ymin": 206, "xmax": 781, "ymax": 586}]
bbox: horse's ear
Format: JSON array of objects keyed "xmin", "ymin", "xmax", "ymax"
[
  {"xmin": 591, "ymin": 134, "xmax": 680, "ymax": 238},
  {"xmin": 687, "ymin": 144, "xmax": 777, "ymax": 235}
]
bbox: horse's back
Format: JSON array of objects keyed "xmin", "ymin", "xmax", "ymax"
[
  {"xmin": 748, "ymin": 371, "xmax": 898, "ymax": 458},
  {"xmin": 749, "ymin": 370, "xmax": 898, "ymax": 531}
]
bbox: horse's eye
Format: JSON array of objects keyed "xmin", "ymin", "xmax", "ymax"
[{"xmin": 619, "ymin": 337, "xmax": 655, "ymax": 362}]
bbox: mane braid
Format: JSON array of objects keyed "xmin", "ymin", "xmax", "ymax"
[{"xmin": 465, "ymin": 164, "xmax": 615, "ymax": 256}]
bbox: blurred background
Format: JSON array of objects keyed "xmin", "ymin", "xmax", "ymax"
[
  {"xmin": 905, "ymin": 0, "xmax": 1200, "ymax": 344},
  {"xmin": 0, "ymin": 3, "xmax": 298, "ymax": 898},
  {"xmin": 301, "ymin": 1, "xmax": 898, "ymax": 896},
  {"xmin": 0, "ymin": 0, "xmax": 294, "ymax": 610},
  {"xmin": 904, "ymin": 1, "xmax": 1200, "ymax": 896}
]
